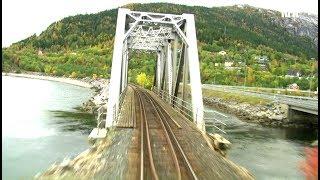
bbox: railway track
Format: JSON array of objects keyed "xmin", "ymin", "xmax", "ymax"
[{"xmin": 130, "ymin": 85, "xmax": 197, "ymax": 180}]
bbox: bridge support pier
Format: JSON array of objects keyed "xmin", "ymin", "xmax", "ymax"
[{"xmin": 287, "ymin": 106, "xmax": 318, "ymax": 127}]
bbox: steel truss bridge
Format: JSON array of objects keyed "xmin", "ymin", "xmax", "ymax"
[{"xmin": 106, "ymin": 8, "xmax": 206, "ymax": 131}]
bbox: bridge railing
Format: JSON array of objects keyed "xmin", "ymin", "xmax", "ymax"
[
  {"xmin": 96, "ymin": 105, "xmax": 106, "ymax": 128},
  {"xmin": 203, "ymin": 84, "xmax": 318, "ymax": 101},
  {"xmin": 153, "ymin": 88, "xmax": 227, "ymax": 134},
  {"xmin": 119, "ymin": 87, "xmax": 128, "ymax": 111}
]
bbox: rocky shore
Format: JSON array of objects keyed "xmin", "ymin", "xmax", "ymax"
[
  {"xmin": 203, "ymin": 96, "xmax": 312, "ymax": 128},
  {"xmin": 81, "ymin": 82, "xmax": 306, "ymax": 128},
  {"xmin": 78, "ymin": 77, "xmax": 109, "ymax": 115}
]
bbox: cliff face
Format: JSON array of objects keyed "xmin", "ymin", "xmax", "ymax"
[{"xmin": 276, "ymin": 13, "xmax": 318, "ymax": 48}]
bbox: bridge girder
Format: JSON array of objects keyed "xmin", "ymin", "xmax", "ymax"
[{"xmin": 106, "ymin": 8, "xmax": 205, "ymax": 131}]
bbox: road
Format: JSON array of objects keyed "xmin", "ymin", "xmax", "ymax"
[{"xmin": 202, "ymin": 84, "xmax": 318, "ymax": 113}]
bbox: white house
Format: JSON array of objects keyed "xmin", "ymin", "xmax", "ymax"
[
  {"xmin": 224, "ymin": 61, "xmax": 233, "ymax": 67},
  {"xmin": 256, "ymin": 56, "xmax": 269, "ymax": 64},
  {"xmin": 288, "ymin": 83, "xmax": 299, "ymax": 90},
  {"xmin": 224, "ymin": 61, "xmax": 240, "ymax": 70},
  {"xmin": 285, "ymin": 69, "xmax": 302, "ymax": 78},
  {"xmin": 218, "ymin": 51, "xmax": 227, "ymax": 56},
  {"xmin": 37, "ymin": 50, "xmax": 43, "ymax": 56}
]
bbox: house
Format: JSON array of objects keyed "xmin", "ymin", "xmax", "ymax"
[
  {"xmin": 238, "ymin": 62, "xmax": 246, "ymax": 66},
  {"xmin": 259, "ymin": 64, "xmax": 269, "ymax": 71},
  {"xmin": 255, "ymin": 56, "xmax": 269, "ymax": 71},
  {"xmin": 224, "ymin": 61, "xmax": 233, "ymax": 67},
  {"xmin": 218, "ymin": 51, "xmax": 227, "ymax": 56},
  {"xmin": 37, "ymin": 50, "xmax": 43, "ymax": 56},
  {"xmin": 256, "ymin": 56, "xmax": 269, "ymax": 64},
  {"xmin": 214, "ymin": 63, "xmax": 221, "ymax": 67},
  {"xmin": 285, "ymin": 69, "xmax": 302, "ymax": 78},
  {"xmin": 288, "ymin": 83, "xmax": 299, "ymax": 90},
  {"xmin": 224, "ymin": 61, "xmax": 241, "ymax": 70}
]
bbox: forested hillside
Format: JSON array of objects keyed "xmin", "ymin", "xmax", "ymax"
[{"xmin": 2, "ymin": 3, "xmax": 318, "ymax": 90}]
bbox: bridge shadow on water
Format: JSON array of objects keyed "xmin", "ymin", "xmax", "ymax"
[
  {"xmin": 48, "ymin": 110, "xmax": 96, "ymax": 134},
  {"xmin": 204, "ymin": 104, "xmax": 317, "ymax": 179}
]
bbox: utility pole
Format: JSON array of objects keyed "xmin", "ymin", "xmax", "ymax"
[
  {"xmin": 243, "ymin": 58, "xmax": 247, "ymax": 88},
  {"xmin": 309, "ymin": 76, "xmax": 312, "ymax": 97}
]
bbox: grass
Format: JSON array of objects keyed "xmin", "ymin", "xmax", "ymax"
[
  {"xmin": 180, "ymin": 86, "xmax": 270, "ymax": 105},
  {"xmin": 250, "ymin": 87, "xmax": 317, "ymax": 97},
  {"xmin": 201, "ymin": 88, "xmax": 270, "ymax": 105}
]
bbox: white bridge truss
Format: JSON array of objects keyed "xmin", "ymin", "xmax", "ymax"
[{"xmin": 106, "ymin": 8, "xmax": 205, "ymax": 131}]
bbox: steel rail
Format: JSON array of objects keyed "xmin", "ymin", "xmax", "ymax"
[
  {"xmin": 141, "ymin": 90, "xmax": 182, "ymax": 180},
  {"xmin": 133, "ymin": 86, "xmax": 159, "ymax": 180},
  {"xmin": 142, "ymin": 89, "xmax": 198, "ymax": 180},
  {"xmin": 133, "ymin": 87, "xmax": 145, "ymax": 180}
]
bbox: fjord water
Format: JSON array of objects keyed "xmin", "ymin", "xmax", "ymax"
[
  {"xmin": 205, "ymin": 107, "xmax": 317, "ymax": 179},
  {"xmin": 2, "ymin": 76, "xmax": 317, "ymax": 179},
  {"xmin": 2, "ymin": 76, "xmax": 94, "ymax": 179}
]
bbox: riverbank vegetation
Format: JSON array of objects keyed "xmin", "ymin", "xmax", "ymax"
[
  {"xmin": 2, "ymin": 3, "xmax": 318, "ymax": 90},
  {"xmin": 180, "ymin": 85, "xmax": 270, "ymax": 105},
  {"xmin": 136, "ymin": 73, "xmax": 152, "ymax": 89},
  {"xmin": 201, "ymin": 88, "xmax": 270, "ymax": 105}
]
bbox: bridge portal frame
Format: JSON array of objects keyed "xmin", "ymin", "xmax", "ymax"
[{"xmin": 106, "ymin": 8, "xmax": 205, "ymax": 131}]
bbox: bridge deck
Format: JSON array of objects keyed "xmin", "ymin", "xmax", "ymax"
[
  {"xmin": 38, "ymin": 85, "xmax": 254, "ymax": 179},
  {"xmin": 121, "ymin": 85, "xmax": 253, "ymax": 179}
]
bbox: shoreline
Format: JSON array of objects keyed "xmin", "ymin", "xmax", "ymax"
[
  {"xmin": 2, "ymin": 72, "xmax": 93, "ymax": 88},
  {"xmin": 2, "ymin": 71, "xmax": 110, "ymax": 117},
  {"xmin": 202, "ymin": 96, "xmax": 318, "ymax": 129}
]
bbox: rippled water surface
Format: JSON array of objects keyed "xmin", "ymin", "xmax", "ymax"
[
  {"xmin": 205, "ymin": 106, "xmax": 317, "ymax": 179},
  {"xmin": 2, "ymin": 76, "xmax": 94, "ymax": 180},
  {"xmin": 2, "ymin": 76, "xmax": 317, "ymax": 179}
]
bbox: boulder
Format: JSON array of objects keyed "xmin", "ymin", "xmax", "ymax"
[
  {"xmin": 256, "ymin": 111, "xmax": 266, "ymax": 117},
  {"xmin": 208, "ymin": 133, "xmax": 231, "ymax": 156},
  {"xmin": 311, "ymin": 140, "xmax": 318, "ymax": 146},
  {"xmin": 88, "ymin": 128, "xmax": 107, "ymax": 140},
  {"xmin": 269, "ymin": 114, "xmax": 284, "ymax": 121}
]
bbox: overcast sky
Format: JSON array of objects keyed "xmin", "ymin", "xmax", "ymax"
[{"xmin": 2, "ymin": 0, "xmax": 318, "ymax": 47}]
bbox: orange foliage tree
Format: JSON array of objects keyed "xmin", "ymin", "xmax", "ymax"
[{"xmin": 300, "ymin": 147, "xmax": 318, "ymax": 180}]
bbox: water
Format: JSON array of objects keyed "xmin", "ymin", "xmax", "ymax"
[
  {"xmin": 205, "ymin": 107, "xmax": 317, "ymax": 179},
  {"xmin": 2, "ymin": 76, "xmax": 94, "ymax": 180},
  {"xmin": 3, "ymin": 76, "xmax": 317, "ymax": 179}
]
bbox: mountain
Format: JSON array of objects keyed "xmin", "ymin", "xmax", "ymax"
[
  {"xmin": 10, "ymin": 3, "xmax": 318, "ymax": 58},
  {"xmin": 2, "ymin": 3, "xmax": 318, "ymax": 90},
  {"xmin": 276, "ymin": 12, "xmax": 318, "ymax": 47}
]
